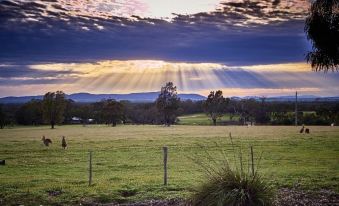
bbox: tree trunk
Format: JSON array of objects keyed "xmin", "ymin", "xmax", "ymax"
[
  {"xmin": 51, "ymin": 121, "xmax": 55, "ymax": 129},
  {"xmin": 112, "ymin": 121, "xmax": 117, "ymax": 127},
  {"xmin": 212, "ymin": 118, "xmax": 217, "ymax": 126},
  {"xmin": 165, "ymin": 115, "xmax": 170, "ymax": 126}
]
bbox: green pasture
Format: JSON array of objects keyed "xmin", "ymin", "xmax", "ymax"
[
  {"xmin": 177, "ymin": 113, "xmax": 239, "ymax": 125},
  {"xmin": 0, "ymin": 125, "xmax": 338, "ymax": 205}
]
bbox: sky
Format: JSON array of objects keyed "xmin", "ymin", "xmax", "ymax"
[{"xmin": 0, "ymin": 0, "xmax": 338, "ymax": 97}]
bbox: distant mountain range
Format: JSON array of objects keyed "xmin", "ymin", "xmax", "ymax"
[
  {"xmin": 0, "ymin": 92, "xmax": 205, "ymax": 103},
  {"xmin": 231, "ymin": 95, "xmax": 339, "ymax": 102},
  {"xmin": 0, "ymin": 92, "xmax": 338, "ymax": 104}
]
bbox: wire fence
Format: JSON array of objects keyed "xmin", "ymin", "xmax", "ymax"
[{"xmin": 1, "ymin": 131, "xmax": 338, "ymax": 192}]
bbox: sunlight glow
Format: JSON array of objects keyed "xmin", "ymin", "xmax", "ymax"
[
  {"xmin": 16, "ymin": 0, "xmax": 309, "ymax": 23},
  {"xmin": 56, "ymin": 0, "xmax": 221, "ymax": 19},
  {"xmin": 16, "ymin": 60, "xmax": 338, "ymax": 98},
  {"xmin": 240, "ymin": 63, "xmax": 312, "ymax": 72}
]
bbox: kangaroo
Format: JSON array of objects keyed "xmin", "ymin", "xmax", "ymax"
[
  {"xmin": 305, "ymin": 128, "xmax": 310, "ymax": 134},
  {"xmin": 42, "ymin": 136, "xmax": 52, "ymax": 146},
  {"xmin": 299, "ymin": 125, "xmax": 305, "ymax": 133},
  {"xmin": 61, "ymin": 136, "xmax": 67, "ymax": 149}
]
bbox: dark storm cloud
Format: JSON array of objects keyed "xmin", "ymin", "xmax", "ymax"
[
  {"xmin": 0, "ymin": 63, "xmax": 82, "ymax": 86},
  {"xmin": 0, "ymin": 77, "xmax": 78, "ymax": 86},
  {"xmin": 0, "ymin": 65, "xmax": 80, "ymax": 78},
  {"xmin": 0, "ymin": 0, "xmax": 311, "ymax": 65}
]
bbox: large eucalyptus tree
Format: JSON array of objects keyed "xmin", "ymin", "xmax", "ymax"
[{"xmin": 305, "ymin": 0, "xmax": 339, "ymax": 71}]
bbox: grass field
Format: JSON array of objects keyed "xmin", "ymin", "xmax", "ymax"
[
  {"xmin": 0, "ymin": 125, "xmax": 338, "ymax": 205},
  {"xmin": 177, "ymin": 113, "xmax": 239, "ymax": 125}
]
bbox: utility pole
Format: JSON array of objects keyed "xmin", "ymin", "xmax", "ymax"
[{"xmin": 295, "ymin": 91, "xmax": 298, "ymax": 126}]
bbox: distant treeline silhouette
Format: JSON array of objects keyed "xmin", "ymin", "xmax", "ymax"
[
  {"xmin": 0, "ymin": 83, "xmax": 339, "ymax": 128},
  {"xmin": 1, "ymin": 93, "xmax": 338, "ymax": 128}
]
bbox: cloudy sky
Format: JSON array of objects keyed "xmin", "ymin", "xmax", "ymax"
[{"xmin": 0, "ymin": 0, "xmax": 338, "ymax": 97}]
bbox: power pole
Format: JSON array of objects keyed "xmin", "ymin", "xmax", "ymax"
[{"xmin": 295, "ymin": 91, "xmax": 298, "ymax": 126}]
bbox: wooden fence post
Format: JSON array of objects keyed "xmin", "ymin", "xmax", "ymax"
[
  {"xmin": 250, "ymin": 146, "xmax": 254, "ymax": 177},
  {"xmin": 89, "ymin": 151, "xmax": 93, "ymax": 186},
  {"xmin": 163, "ymin": 146, "xmax": 168, "ymax": 185}
]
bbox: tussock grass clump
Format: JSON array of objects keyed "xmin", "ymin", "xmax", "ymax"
[
  {"xmin": 191, "ymin": 166, "xmax": 273, "ymax": 206},
  {"xmin": 190, "ymin": 141, "xmax": 273, "ymax": 206}
]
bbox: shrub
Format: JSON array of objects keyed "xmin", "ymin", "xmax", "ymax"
[{"xmin": 190, "ymin": 142, "xmax": 273, "ymax": 206}]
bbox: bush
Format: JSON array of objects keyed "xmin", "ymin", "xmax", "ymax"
[{"xmin": 190, "ymin": 142, "xmax": 273, "ymax": 206}]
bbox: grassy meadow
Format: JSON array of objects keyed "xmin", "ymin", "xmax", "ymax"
[
  {"xmin": 0, "ymin": 124, "xmax": 338, "ymax": 205},
  {"xmin": 177, "ymin": 113, "xmax": 239, "ymax": 125}
]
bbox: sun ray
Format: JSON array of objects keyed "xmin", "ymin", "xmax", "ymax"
[{"xmin": 4, "ymin": 60, "xmax": 338, "ymax": 97}]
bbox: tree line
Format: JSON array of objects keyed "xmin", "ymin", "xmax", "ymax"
[{"xmin": 0, "ymin": 82, "xmax": 339, "ymax": 129}]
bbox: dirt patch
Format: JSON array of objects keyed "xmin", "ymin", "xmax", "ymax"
[
  {"xmin": 274, "ymin": 188, "xmax": 339, "ymax": 206},
  {"xmin": 103, "ymin": 188, "xmax": 339, "ymax": 206},
  {"xmin": 104, "ymin": 199, "xmax": 185, "ymax": 206},
  {"xmin": 46, "ymin": 189, "xmax": 63, "ymax": 197},
  {"xmin": 118, "ymin": 188, "xmax": 138, "ymax": 197}
]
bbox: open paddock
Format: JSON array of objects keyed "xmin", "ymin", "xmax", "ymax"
[{"xmin": 0, "ymin": 125, "xmax": 338, "ymax": 205}]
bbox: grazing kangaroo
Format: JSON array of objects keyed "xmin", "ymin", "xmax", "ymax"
[
  {"xmin": 299, "ymin": 125, "xmax": 305, "ymax": 133},
  {"xmin": 61, "ymin": 136, "xmax": 67, "ymax": 149},
  {"xmin": 305, "ymin": 128, "xmax": 310, "ymax": 134},
  {"xmin": 42, "ymin": 136, "xmax": 52, "ymax": 146}
]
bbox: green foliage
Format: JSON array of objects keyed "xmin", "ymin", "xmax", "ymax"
[
  {"xmin": 270, "ymin": 112, "xmax": 294, "ymax": 125},
  {"xmin": 42, "ymin": 91, "xmax": 67, "ymax": 129},
  {"xmin": 156, "ymin": 82, "xmax": 180, "ymax": 126},
  {"xmin": 101, "ymin": 99, "xmax": 124, "ymax": 126},
  {"xmin": 270, "ymin": 109, "xmax": 339, "ymax": 126},
  {"xmin": 177, "ymin": 113, "xmax": 239, "ymax": 125},
  {"xmin": 254, "ymin": 98, "xmax": 271, "ymax": 124},
  {"xmin": 3, "ymin": 94, "xmax": 339, "ymax": 126},
  {"xmin": 190, "ymin": 143, "xmax": 273, "ymax": 206},
  {"xmin": 0, "ymin": 104, "xmax": 5, "ymax": 129},
  {"xmin": 315, "ymin": 103, "xmax": 339, "ymax": 124},
  {"xmin": 15, "ymin": 100, "xmax": 43, "ymax": 125},
  {"xmin": 123, "ymin": 102, "xmax": 162, "ymax": 124},
  {"xmin": 224, "ymin": 98, "xmax": 270, "ymax": 125},
  {"xmin": 203, "ymin": 90, "xmax": 230, "ymax": 125},
  {"xmin": 305, "ymin": 0, "xmax": 339, "ymax": 71}
]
